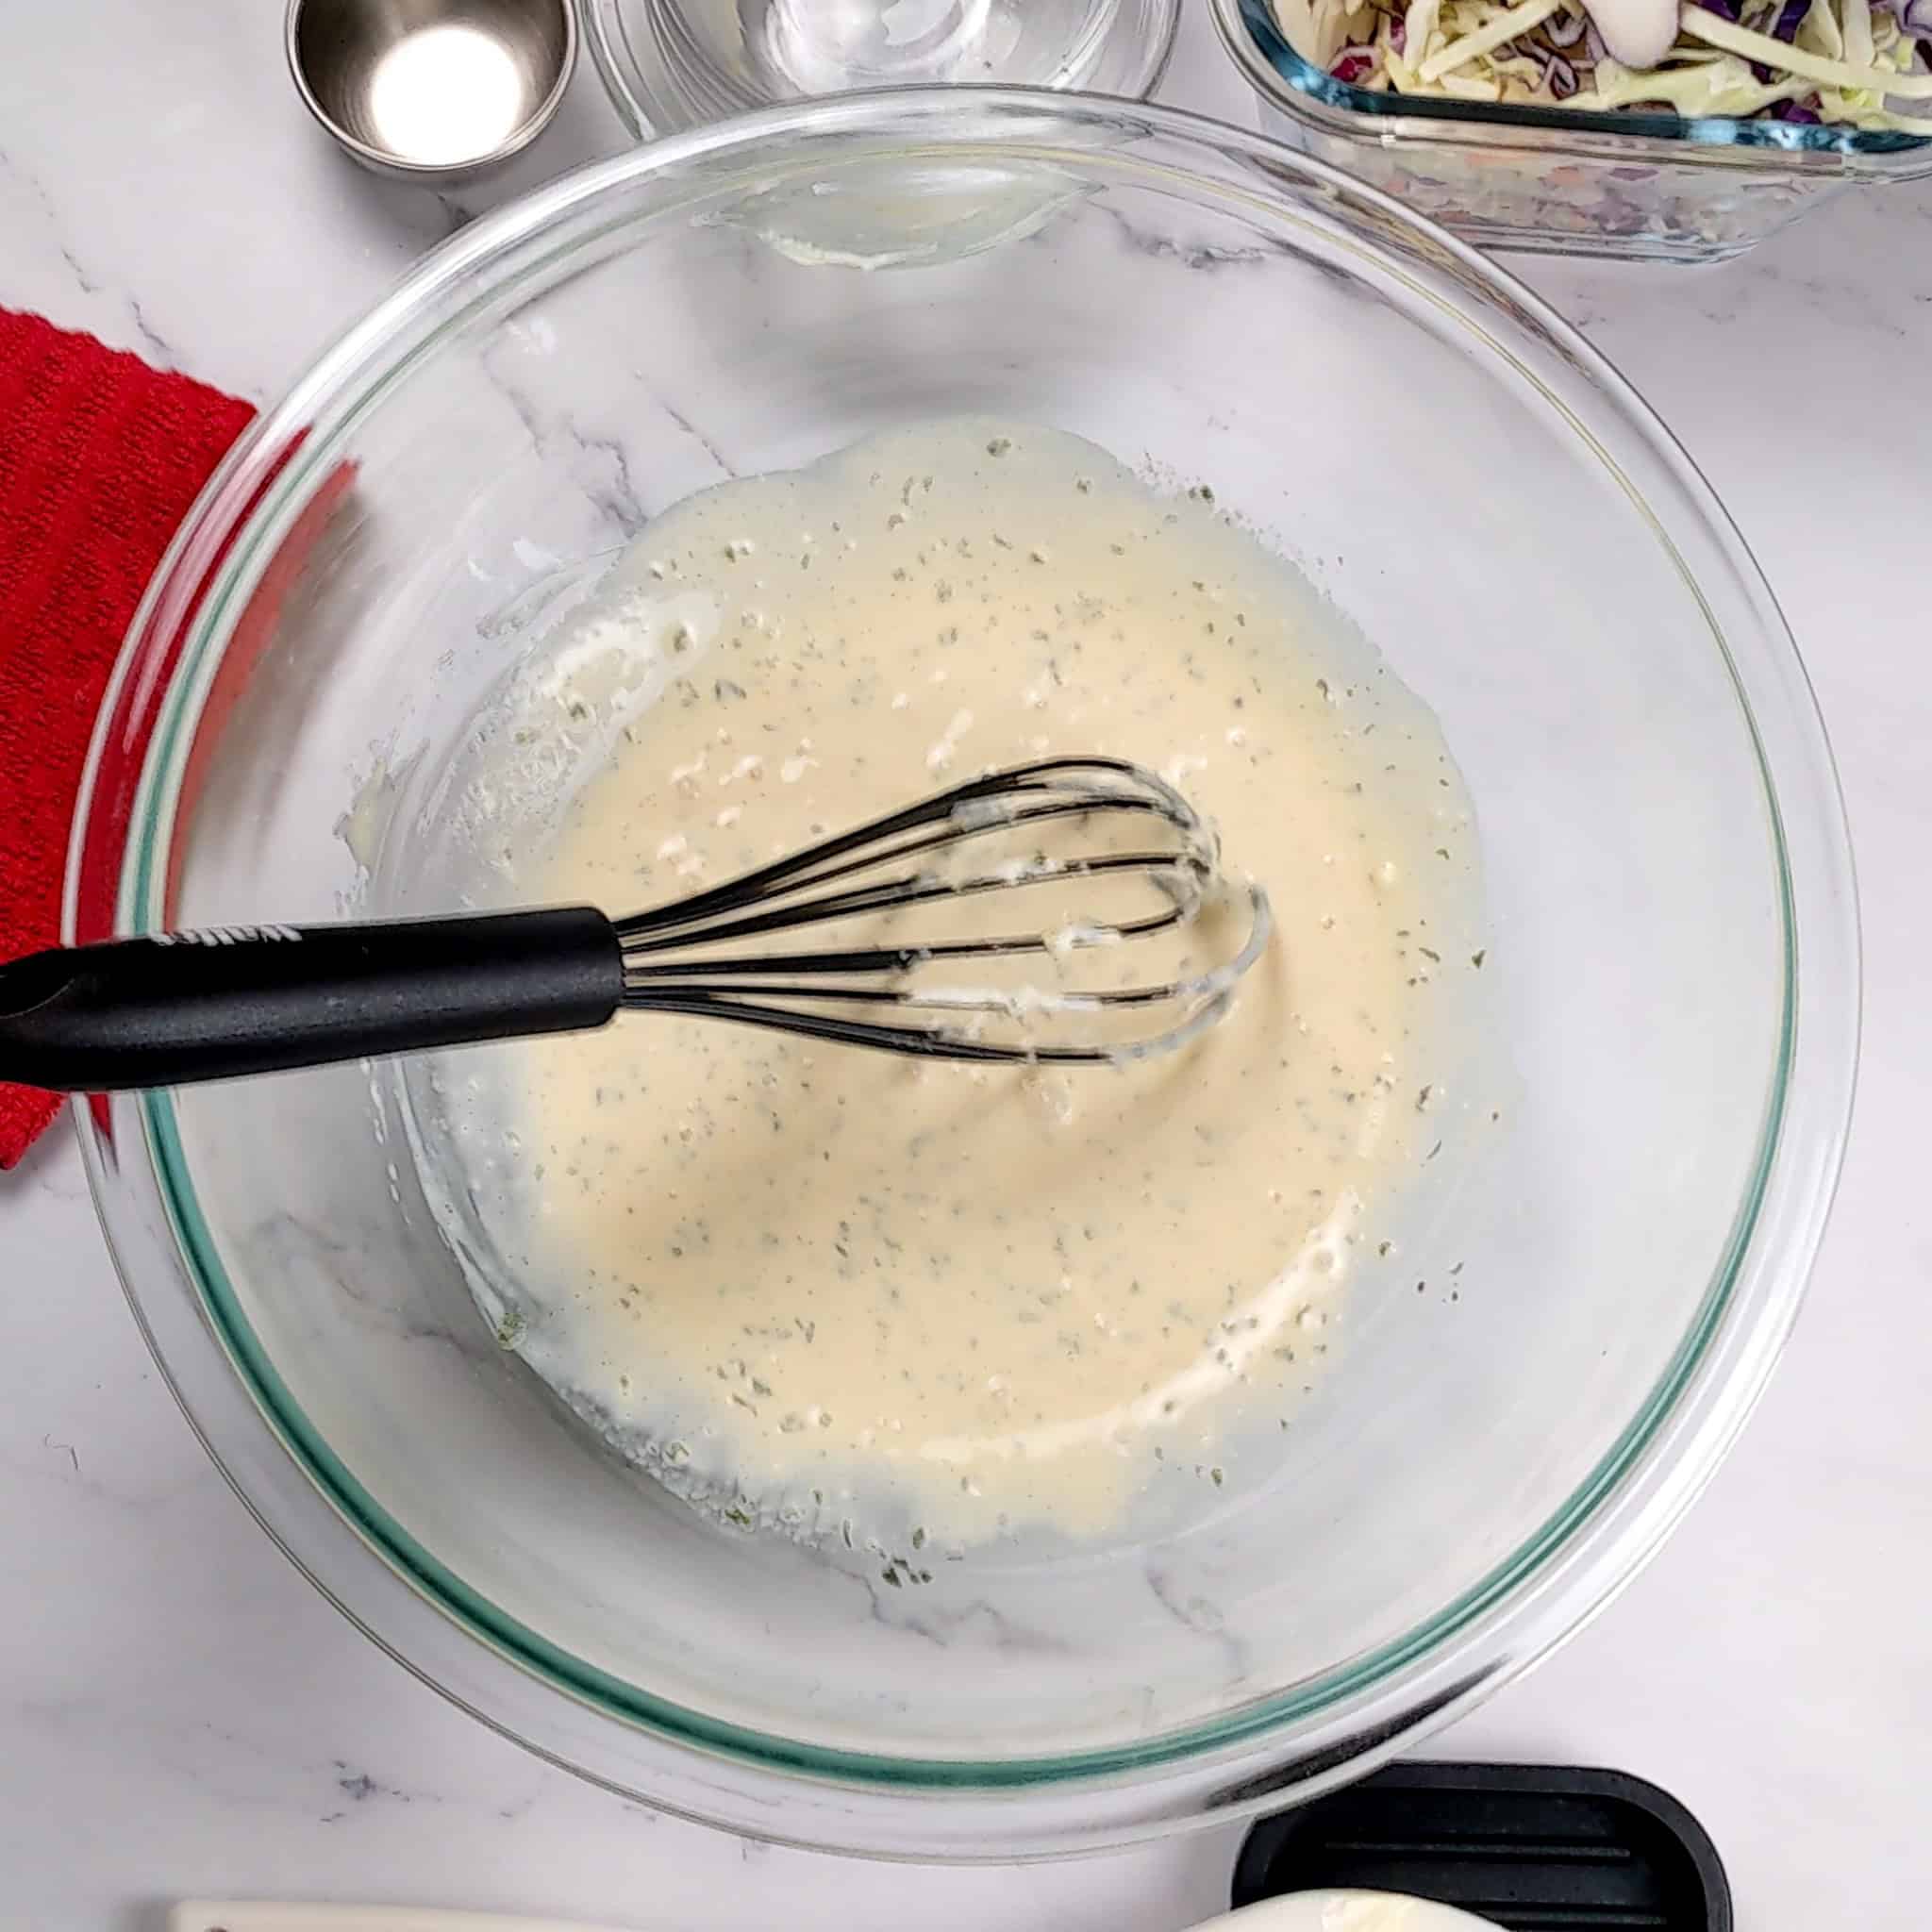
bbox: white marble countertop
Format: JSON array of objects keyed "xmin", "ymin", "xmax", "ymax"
[{"xmin": 2, "ymin": 5, "xmax": 1928, "ymax": 1927}]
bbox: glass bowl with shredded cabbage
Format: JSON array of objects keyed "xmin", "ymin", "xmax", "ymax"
[{"xmin": 1212, "ymin": 0, "xmax": 1932, "ymax": 258}]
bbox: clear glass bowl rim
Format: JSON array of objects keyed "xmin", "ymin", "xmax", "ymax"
[
  {"xmin": 1210, "ymin": 0, "xmax": 1932, "ymax": 168},
  {"xmin": 69, "ymin": 89, "xmax": 1860, "ymax": 1853}
]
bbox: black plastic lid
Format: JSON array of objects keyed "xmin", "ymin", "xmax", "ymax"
[{"xmin": 1232, "ymin": 1761, "xmax": 1732, "ymax": 1930}]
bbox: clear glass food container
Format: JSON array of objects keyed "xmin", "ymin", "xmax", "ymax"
[
  {"xmin": 72, "ymin": 92, "xmax": 1857, "ymax": 1856},
  {"xmin": 1211, "ymin": 0, "xmax": 1932, "ymax": 260}
]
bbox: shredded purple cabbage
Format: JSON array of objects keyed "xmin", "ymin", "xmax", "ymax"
[
  {"xmin": 1319, "ymin": 0, "xmax": 1931, "ymax": 122},
  {"xmin": 1748, "ymin": 0, "xmax": 1807, "ymax": 83},
  {"xmin": 1886, "ymin": 0, "xmax": 1932, "ymax": 41}
]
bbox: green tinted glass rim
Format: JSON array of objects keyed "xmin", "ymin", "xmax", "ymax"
[
  {"xmin": 120, "ymin": 121, "xmax": 1796, "ymax": 1791},
  {"xmin": 1231, "ymin": 0, "xmax": 1930, "ymax": 154}
]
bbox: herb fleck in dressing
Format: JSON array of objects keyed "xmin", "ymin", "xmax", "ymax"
[{"xmin": 469, "ymin": 422, "xmax": 1482, "ymax": 1545}]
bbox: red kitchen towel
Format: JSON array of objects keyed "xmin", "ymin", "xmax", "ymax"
[{"xmin": 0, "ymin": 308, "xmax": 255, "ymax": 1168}]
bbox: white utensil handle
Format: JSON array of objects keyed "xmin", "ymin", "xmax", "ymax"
[
  {"xmin": 172, "ymin": 1907, "xmax": 633, "ymax": 1932},
  {"xmin": 175, "ymin": 1897, "xmax": 1496, "ymax": 1932}
]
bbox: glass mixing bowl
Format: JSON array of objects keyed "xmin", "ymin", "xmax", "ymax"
[{"xmin": 73, "ymin": 92, "xmax": 1857, "ymax": 1857}]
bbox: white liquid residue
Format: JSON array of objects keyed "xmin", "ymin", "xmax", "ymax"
[{"xmin": 366, "ymin": 26, "xmax": 528, "ymax": 166}]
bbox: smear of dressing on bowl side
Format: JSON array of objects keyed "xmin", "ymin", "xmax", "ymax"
[{"xmin": 422, "ymin": 420, "xmax": 1488, "ymax": 1551}]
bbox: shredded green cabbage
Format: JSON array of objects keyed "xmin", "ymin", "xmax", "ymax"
[{"xmin": 1276, "ymin": 0, "xmax": 1932, "ymax": 129}]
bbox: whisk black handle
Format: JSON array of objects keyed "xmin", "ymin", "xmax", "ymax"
[{"xmin": 0, "ymin": 908, "xmax": 625, "ymax": 1092}]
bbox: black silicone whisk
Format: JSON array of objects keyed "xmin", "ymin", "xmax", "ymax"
[{"xmin": 0, "ymin": 758, "xmax": 1270, "ymax": 1091}]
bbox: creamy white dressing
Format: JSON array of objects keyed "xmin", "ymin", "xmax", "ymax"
[{"xmin": 429, "ymin": 422, "xmax": 1486, "ymax": 1550}]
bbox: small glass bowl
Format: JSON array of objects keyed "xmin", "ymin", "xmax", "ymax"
[
  {"xmin": 584, "ymin": 0, "xmax": 1181, "ymax": 134},
  {"xmin": 1210, "ymin": 0, "xmax": 1932, "ymax": 261}
]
